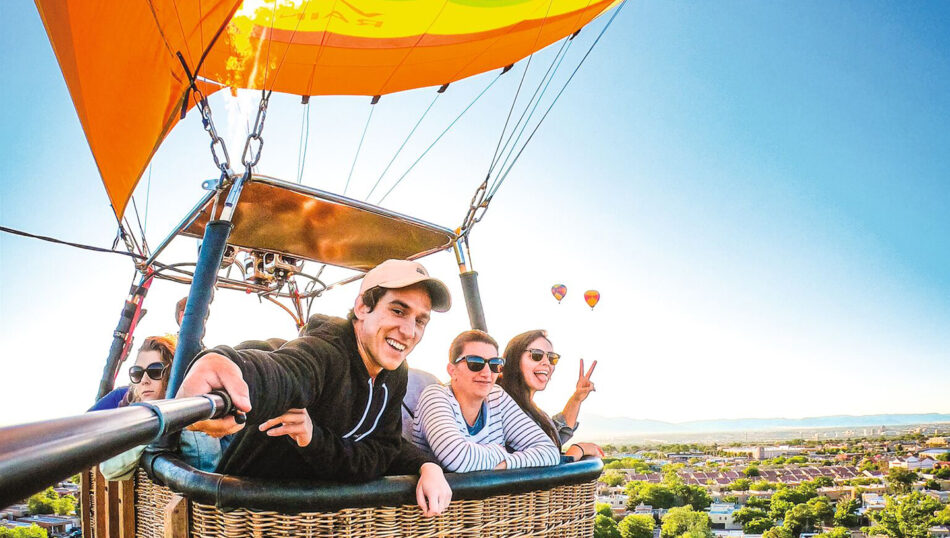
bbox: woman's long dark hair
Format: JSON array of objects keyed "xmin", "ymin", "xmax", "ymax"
[{"xmin": 498, "ymin": 329, "xmax": 561, "ymax": 448}]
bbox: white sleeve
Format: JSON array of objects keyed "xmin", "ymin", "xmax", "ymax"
[
  {"xmin": 497, "ymin": 391, "xmax": 560, "ymax": 469},
  {"xmin": 99, "ymin": 445, "xmax": 146, "ymax": 481},
  {"xmin": 415, "ymin": 386, "xmax": 507, "ymax": 473}
]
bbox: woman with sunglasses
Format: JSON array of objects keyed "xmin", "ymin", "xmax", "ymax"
[
  {"xmin": 410, "ymin": 330, "xmax": 559, "ymax": 473},
  {"xmin": 93, "ymin": 336, "xmax": 224, "ymax": 480},
  {"xmin": 498, "ymin": 330, "xmax": 603, "ymax": 461}
]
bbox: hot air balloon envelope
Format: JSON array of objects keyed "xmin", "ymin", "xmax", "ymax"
[
  {"xmin": 551, "ymin": 284, "xmax": 567, "ymax": 303},
  {"xmin": 583, "ymin": 290, "xmax": 600, "ymax": 309},
  {"xmin": 34, "ymin": 0, "xmax": 621, "ymax": 220}
]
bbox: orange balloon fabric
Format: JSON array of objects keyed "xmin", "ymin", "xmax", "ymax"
[
  {"xmin": 583, "ymin": 290, "xmax": 600, "ymax": 309},
  {"xmin": 35, "ymin": 0, "xmax": 619, "ymax": 220}
]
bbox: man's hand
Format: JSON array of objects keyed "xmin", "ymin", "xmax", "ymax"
[
  {"xmin": 259, "ymin": 408, "xmax": 313, "ymax": 447},
  {"xmin": 416, "ymin": 462, "xmax": 452, "ymax": 517},
  {"xmin": 176, "ymin": 353, "xmax": 251, "ymax": 437}
]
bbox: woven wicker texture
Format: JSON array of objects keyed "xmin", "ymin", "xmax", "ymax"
[{"xmin": 134, "ymin": 470, "xmax": 595, "ymax": 537}]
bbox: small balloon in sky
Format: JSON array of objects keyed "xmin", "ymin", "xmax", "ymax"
[
  {"xmin": 551, "ymin": 284, "xmax": 567, "ymax": 303},
  {"xmin": 584, "ymin": 290, "xmax": 600, "ymax": 310}
]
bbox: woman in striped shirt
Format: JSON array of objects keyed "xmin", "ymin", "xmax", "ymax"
[{"xmin": 410, "ymin": 330, "xmax": 560, "ymax": 473}]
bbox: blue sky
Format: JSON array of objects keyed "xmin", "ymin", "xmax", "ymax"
[{"xmin": 1, "ymin": 1, "xmax": 948, "ymax": 428}]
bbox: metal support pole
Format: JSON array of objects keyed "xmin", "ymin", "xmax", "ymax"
[
  {"xmin": 167, "ymin": 175, "xmax": 248, "ymax": 398},
  {"xmin": 0, "ymin": 393, "xmax": 232, "ymax": 508},
  {"xmin": 97, "ymin": 273, "xmax": 153, "ymax": 400},
  {"xmin": 453, "ymin": 237, "xmax": 487, "ymax": 332}
]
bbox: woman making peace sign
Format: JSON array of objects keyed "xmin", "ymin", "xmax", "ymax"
[{"xmin": 498, "ymin": 330, "xmax": 604, "ymax": 460}]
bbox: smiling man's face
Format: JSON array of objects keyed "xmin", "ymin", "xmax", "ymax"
[{"xmin": 352, "ymin": 284, "xmax": 432, "ymax": 378}]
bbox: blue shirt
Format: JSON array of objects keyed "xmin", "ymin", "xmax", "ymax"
[{"xmin": 89, "ymin": 386, "xmax": 129, "ymax": 411}]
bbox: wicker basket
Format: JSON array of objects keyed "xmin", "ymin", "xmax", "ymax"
[{"xmin": 133, "ymin": 469, "xmax": 596, "ymax": 537}]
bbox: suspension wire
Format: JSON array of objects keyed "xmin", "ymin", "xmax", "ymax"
[
  {"xmin": 487, "ymin": 0, "xmax": 628, "ymax": 202},
  {"xmin": 296, "ymin": 100, "xmax": 311, "ymax": 184},
  {"xmin": 485, "ymin": 57, "xmax": 535, "ymax": 180},
  {"xmin": 121, "ymin": 217, "xmax": 145, "ymax": 257},
  {"xmin": 489, "ymin": 37, "xmax": 574, "ymax": 195},
  {"xmin": 377, "ymin": 72, "xmax": 503, "ymax": 205},
  {"xmin": 0, "ymin": 225, "xmax": 146, "ymax": 261},
  {"xmin": 485, "ymin": 0, "xmax": 558, "ymax": 179},
  {"xmin": 144, "ymin": 165, "xmax": 152, "ymax": 235},
  {"xmin": 366, "ymin": 91, "xmax": 442, "ymax": 201},
  {"xmin": 344, "ymin": 101, "xmax": 377, "ymax": 196},
  {"xmin": 129, "ymin": 196, "xmax": 151, "ymax": 255}
]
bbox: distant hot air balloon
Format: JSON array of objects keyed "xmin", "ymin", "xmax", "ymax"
[
  {"xmin": 584, "ymin": 290, "xmax": 600, "ymax": 310},
  {"xmin": 551, "ymin": 284, "xmax": 567, "ymax": 303}
]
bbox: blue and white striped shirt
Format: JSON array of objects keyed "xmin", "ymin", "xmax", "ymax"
[{"xmin": 411, "ymin": 384, "xmax": 560, "ymax": 473}]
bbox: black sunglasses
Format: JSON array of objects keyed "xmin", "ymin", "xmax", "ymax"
[
  {"xmin": 455, "ymin": 355, "xmax": 505, "ymax": 373},
  {"xmin": 129, "ymin": 362, "xmax": 168, "ymax": 383},
  {"xmin": 526, "ymin": 348, "xmax": 560, "ymax": 365}
]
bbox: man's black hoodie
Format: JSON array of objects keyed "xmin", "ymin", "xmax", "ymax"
[{"xmin": 208, "ymin": 316, "xmax": 432, "ymax": 481}]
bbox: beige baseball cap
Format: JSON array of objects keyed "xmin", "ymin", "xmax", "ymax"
[{"xmin": 359, "ymin": 259, "xmax": 451, "ymax": 312}]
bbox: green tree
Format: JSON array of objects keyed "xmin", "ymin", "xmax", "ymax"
[
  {"xmin": 745, "ymin": 518, "xmax": 776, "ymax": 534},
  {"xmin": 769, "ymin": 499, "xmax": 795, "ymax": 521},
  {"xmin": 602, "ymin": 470, "xmax": 627, "ymax": 487},
  {"xmin": 935, "ymin": 467, "xmax": 950, "ymax": 479},
  {"xmin": 597, "ymin": 502, "xmax": 615, "ymax": 517},
  {"xmin": 811, "ymin": 476, "xmax": 834, "ymax": 488},
  {"xmin": 619, "ymin": 514, "xmax": 656, "ymax": 538},
  {"xmin": 750, "ymin": 480, "xmax": 774, "ymax": 491},
  {"xmin": 54, "ymin": 495, "xmax": 76, "ymax": 516},
  {"xmin": 630, "ymin": 483, "xmax": 676, "ymax": 510},
  {"xmin": 922, "ymin": 479, "xmax": 940, "ymax": 491},
  {"xmin": 744, "ymin": 466, "xmax": 761, "ymax": 477},
  {"xmin": 762, "ymin": 526, "xmax": 794, "ymax": 538},
  {"xmin": 807, "ymin": 497, "xmax": 835, "ymax": 527},
  {"xmin": 660, "ymin": 506, "xmax": 712, "ymax": 538},
  {"xmin": 816, "ymin": 527, "xmax": 851, "ymax": 538},
  {"xmin": 833, "ymin": 499, "xmax": 861, "ymax": 528},
  {"xmin": 933, "ymin": 505, "xmax": 950, "ymax": 526},
  {"xmin": 784, "ymin": 503, "xmax": 815, "ymax": 536},
  {"xmin": 867, "ymin": 491, "xmax": 941, "ymax": 538},
  {"xmin": 746, "ymin": 496, "xmax": 770, "ymax": 510},
  {"xmin": 26, "ymin": 487, "xmax": 58, "ymax": 514},
  {"xmin": 727, "ymin": 478, "xmax": 752, "ymax": 492},
  {"xmin": 595, "ymin": 514, "xmax": 623, "ymax": 538},
  {"xmin": 733, "ymin": 507, "xmax": 769, "ymax": 526},
  {"xmin": 0, "ymin": 526, "xmax": 47, "ymax": 538},
  {"xmin": 673, "ymin": 484, "xmax": 712, "ymax": 511},
  {"xmin": 885, "ymin": 468, "xmax": 918, "ymax": 495}
]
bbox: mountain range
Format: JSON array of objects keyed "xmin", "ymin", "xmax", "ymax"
[{"xmin": 581, "ymin": 413, "xmax": 950, "ymax": 437}]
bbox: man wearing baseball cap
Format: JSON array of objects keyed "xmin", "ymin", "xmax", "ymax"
[{"xmin": 177, "ymin": 259, "xmax": 453, "ymax": 517}]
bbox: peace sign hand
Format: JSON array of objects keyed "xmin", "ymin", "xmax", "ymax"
[{"xmin": 573, "ymin": 358, "xmax": 597, "ymax": 402}]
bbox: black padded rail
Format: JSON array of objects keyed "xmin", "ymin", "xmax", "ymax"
[{"xmin": 143, "ymin": 452, "xmax": 603, "ymax": 513}]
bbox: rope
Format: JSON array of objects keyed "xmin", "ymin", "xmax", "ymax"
[
  {"xmin": 297, "ymin": 101, "xmax": 311, "ymax": 184},
  {"xmin": 485, "ymin": 0, "xmax": 558, "ymax": 178},
  {"xmin": 489, "ymin": 37, "xmax": 574, "ymax": 196},
  {"xmin": 487, "ymin": 0, "xmax": 628, "ymax": 201},
  {"xmin": 488, "ymin": 37, "xmax": 573, "ymax": 191},
  {"xmin": 377, "ymin": 73, "xmax": 503, "ymax": 205},
  {"xmin": 0, "ymin": 225, "xmax": 146, "ymax": 260},
  {"xmin": 366, "ymin": 91, "xmax": 442, "ymax": 201},
  {"xmin": 344, "ymin": 102, "xmax": 377, "ymax": 196}
]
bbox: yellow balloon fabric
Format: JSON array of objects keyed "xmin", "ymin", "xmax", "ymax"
[{"xmin": 35, "ymin": 0, "xmax": 617, "ymax": 219}]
